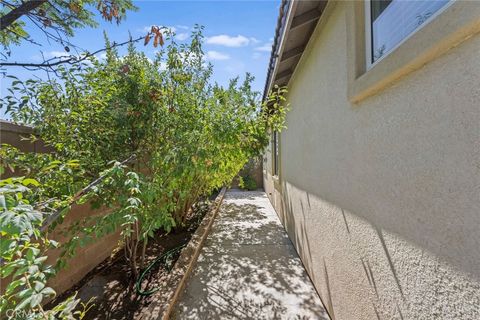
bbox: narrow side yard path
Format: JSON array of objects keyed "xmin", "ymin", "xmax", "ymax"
[{"xmin": 173, "ymin": 190, "xmax": 330, "ymax": 320}]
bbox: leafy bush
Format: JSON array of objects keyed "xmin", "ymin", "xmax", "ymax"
[
  {"xmin": 238, "ymin": 175, "xmax": 257, "ymax": 191},
  {"xmin": 0, "ymin": 177, "xmax": 92, "ymax": 318},
  {"xmin": 1, "ymin": 27, "xmax": 288, "ymax": 317}
]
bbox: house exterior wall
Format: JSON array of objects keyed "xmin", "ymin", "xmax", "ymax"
[{"xmin": 264, "ymin": 2, "xmax": 480, "ymax": 319}]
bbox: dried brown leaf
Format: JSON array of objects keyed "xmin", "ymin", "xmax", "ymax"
[
  {"xmin": 144, "ymin": 34, "xmax": 151, "ymax": 46},
  {"xmin": 158, "ymin": 33, "xmax": 164, "ymax": 46},
  {"xmin": 70, "ymin": 2, "xmax": 80, "ymax": 14}
]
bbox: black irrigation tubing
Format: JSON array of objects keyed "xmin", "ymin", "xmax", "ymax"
[{"xmin": 135, "ymin": 243, "xmax": 187, "ymax": 296}]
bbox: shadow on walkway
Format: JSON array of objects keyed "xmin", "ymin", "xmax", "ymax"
[{"xmin": 173, "ymin": 190, "xmax": 330, "ymax": 320}]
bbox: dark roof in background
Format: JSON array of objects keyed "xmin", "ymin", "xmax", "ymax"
[{"xmin": 263, "ymin": 0, "xmax": 328, "ymax": 101}]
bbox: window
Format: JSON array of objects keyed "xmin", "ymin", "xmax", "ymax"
[
  {"xmin": 347, "ymin": 0, "xmax": 476, "ymax": 103},
  {"xmin": 272, "ymin": 131, "xmax": 279, "ymax": 177},
  {"xmin": 367, "ymin": 0, "xmax": 451, "ymax": 64}
]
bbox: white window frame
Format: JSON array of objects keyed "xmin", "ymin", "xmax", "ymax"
[
  {"xmin": 272, "ymin": 131, "xmax": 279, "ymax": 177},
  {"xmin": 365, "ymin": 0, "xmax": 454, "ymax": 70}
]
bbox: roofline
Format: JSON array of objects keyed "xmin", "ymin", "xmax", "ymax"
[
  {"xmin": 262, "ymin": 0, "xmax": 328, "ymax": 101},
  {"xmin": 262, "ymin": 0, "xmax": 296, "ymax": 101}
]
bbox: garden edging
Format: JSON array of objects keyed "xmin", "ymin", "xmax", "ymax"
[{"xmin": 140, "ymin": 186, "xmax": 227, "ymax": 320}]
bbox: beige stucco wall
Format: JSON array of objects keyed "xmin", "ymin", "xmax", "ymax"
[{"xmin": 264, "ymin": 2, "xmax": 480, "ymax": 319}]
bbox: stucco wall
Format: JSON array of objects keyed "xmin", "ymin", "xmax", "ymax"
[{"xmin": 264, "ymin": 2, "xmax": 480, "ymax": 320}]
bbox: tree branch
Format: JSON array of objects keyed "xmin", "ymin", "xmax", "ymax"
[
  {"xmin": 0, "ymin": 154, "xmax": 137, "ymax": 266},
  {"xmin": 0, "ymin": 0, "xmax": 47, "ymax": 31},
  {"xmin": 0, "ymin": 34, "xmax": 149, "ymax": 69},
  {"xmin": 40, "ymin": 153, "xmax": 137, "ymax": 232}
]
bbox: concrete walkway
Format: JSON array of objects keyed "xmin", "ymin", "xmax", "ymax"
[{"xmin": 173, "ymin": 190, "xmax": 330, "ymax": 320}]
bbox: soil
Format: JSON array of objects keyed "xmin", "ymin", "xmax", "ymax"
[{"xmin": 46, "ymin": 199, "xmax": 213, "ymax": 320}]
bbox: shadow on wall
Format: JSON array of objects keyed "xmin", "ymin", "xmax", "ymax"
[
  {"xmin": 279, "ymin": 158, "xmax": 480, "ymax": 281},
  {"xmin": 277, "ymin": 179, "xmax": 480, "ymax": 319},
  {"xmin": 277, "ymin": 183, "xmax": 404, "ymax": 319},
  {"xmin": 174, "ymin": 192, "xmax": 330, "ymax": 320},
  {"xmin": 278, "ymin": 185, "xmax": 337, "ymax": 320}
]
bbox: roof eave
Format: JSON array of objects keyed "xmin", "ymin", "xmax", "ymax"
[{"xmin": 263, "ymin": 0, "xmax": 328, "ymax": 101}]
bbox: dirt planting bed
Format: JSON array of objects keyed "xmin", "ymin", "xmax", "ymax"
[{"xmin": 46, "ymin": 189, "xmax": 225, "ymax": 320}]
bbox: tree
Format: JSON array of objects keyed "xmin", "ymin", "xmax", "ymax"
[
  {"xmin": 1, "ymin": 0, "xmax": 136, "ymax": 48},
  {"xmin": 0, "ymin": 0, "xmax": 155, "ymax": 72},
  {"xmin": 1, "ymin": 27, "xmax": 288, "ymax": 283}
]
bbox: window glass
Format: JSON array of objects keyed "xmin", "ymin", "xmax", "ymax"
[
  {"xmin": 371, "ymin": 0, "xmax": 450, "ymax": 62},
  {"xmin": 273, "ymin": 131, "xmax": 279, "ymax": 176},
  {"xmin": 371, "ymin": 0, "xmax": 392, "ymax": 21}
]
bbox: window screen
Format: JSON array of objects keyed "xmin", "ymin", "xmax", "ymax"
[{"xmin": 370, "ymin": 0, "xmax": 450, "ymax": 62}]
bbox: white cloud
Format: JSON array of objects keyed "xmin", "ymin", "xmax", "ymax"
[
  {"xmin": 255, "ymin": 43, "xmax": 272, "ymax": 52},
  {"xmin": 206, "ymin": 51, "xmax": 230, "ymax": 61},
  {"xmin": 176, "ymin": 33, "xmax": 189, "ymax": 41},
  {"xmin": 31, "ymin": 50, "xmax": 84, "ymax": 63},
  {"xmin": 206, "ymin": 34, "xmax": 250, "ymax": 47},
  {"xmin": 97, "ymin": 53, "xmax": 107, "ymax": 60},
  {"xmin": 179, "ymin": 51, "xmax": 200, "ymax": 61},
  {"xmin": 46, "ymin": 50, "xmax": 71, "ymax": 58},
  {"xmin": 158, "ymin": 61, "xmax": 167, "ymax": 71},
  {"xmin": 164, "ymin": 26, "xmax": 177, "ymax": 33},
  {"xmin": 249, "ymin": 37, "xmax": 261, "ymax": 44},
  {"xmin": 176, "ymin": 25, "xmax": 189, "ymax": 30}
]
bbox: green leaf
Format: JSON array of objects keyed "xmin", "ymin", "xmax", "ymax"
[
  {"xmin": 21, "ymin": 178, "xmax": 40, "ymax": 187},
  {"xmin": 33, "ymin": 280, "xmax": 45, "ymax": 292},
  {"xmin": 29, "ymin": 293, "xmax": 43, "ymax": 307},
  {"xmin": 40, "ymin": 287, "xmax": 56, "ymax": 297},
  {"xmin": 15, "ymin": 296, "xmax": 33, "ymax": 311},
  {"xmin": 1, "ymin": 263, "xmax": 16, "ymax": 278},
  {"xmin": 5, "ymin": 279, "xmax": 23, "ymax": 295},
  {"xmin": 0, "ymin": 195, "xmax": 6, "ymax": 210}
]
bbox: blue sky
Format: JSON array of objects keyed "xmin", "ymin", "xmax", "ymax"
[{"xmin": 1, "ymin": 0, "xmax": 280, "ymax": 119}]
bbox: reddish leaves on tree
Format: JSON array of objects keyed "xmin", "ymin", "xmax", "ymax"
[
  {"xmin": 144, "ymin": 26, "xmax": 164, "ymax": 48},
  {"xmin": 69, "ymin": 2, "xmax": 81, "ymax": 14},
  {"xmin": 121, "ymin": 64, "xmax": 130, "ymax": 74},
  {"xmin": 149, "ymin": 90, "xmax": 161, "ymax": 102},
  {"xmin": 144, "ymin": 34, "xmax": 151, "ymax": 46},
  {"xmin": 98, "ymin": 0, "xmax": 121, "ymax": 23}
]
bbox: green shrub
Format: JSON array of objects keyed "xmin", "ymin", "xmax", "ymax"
[
  {"xmin": 0, "ymin": 27, "xmax": 289, "ymax": 317},
  {"xmin": 239, "ymin": 175, "xmax": 257, "ymax": 191},
  {"xmin": 0, "ymin": 177, "xmax": 92, "ymax": 318}
]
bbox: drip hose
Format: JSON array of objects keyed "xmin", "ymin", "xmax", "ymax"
[{"xmin": 135, "ymin": 243, "xmax": 187, "ymax": 296}]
